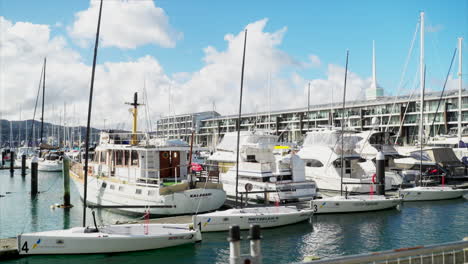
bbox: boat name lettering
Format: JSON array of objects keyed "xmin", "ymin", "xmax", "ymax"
[{"xmin": 190, "ymin": 193, "xmax": 212, "ymax": 198}]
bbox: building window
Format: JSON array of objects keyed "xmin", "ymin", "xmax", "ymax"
[{"xmin": 135, "ymin": 189, "xmax": 142, "ymax": 195}]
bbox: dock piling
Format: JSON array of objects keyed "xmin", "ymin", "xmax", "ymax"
[
  {"xmin": 21, "ymin": 155, "xmax": 26, "ymax": 176},
  {"xmin": 31, "ymin": 156, "xmax": 38, "ymax": 196},
  {"xmin": 9, "ymin": 151, "xmax": 15, "ymax": 174},
  {"xmin": 229, "ymin": 225, "xmax": 241, "ymax": 264},
  {"xmin": 376, "ymin": 151, "xmax": 385, "ymax": 195},
  {"xmin": 249, "ymin": 225, "xmax": 262, "ymax": 264},
  {"xmin": 1, "ymin": 151, "xmax": 5, "ymax": 167},
  {"xmin": 62, "ymin": 157, "xmax": 72, "ymax": 207}
]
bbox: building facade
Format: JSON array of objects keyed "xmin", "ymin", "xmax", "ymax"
[{"xmin": 156, "ymin": 90, "xmax": 468, "ymax": 149}]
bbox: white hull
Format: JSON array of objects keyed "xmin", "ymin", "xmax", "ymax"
[
  {"xmin": 311, "ymin": 195, "xmax": 402, "ymax": 214},
  {"xmin": 193, "ymin": 206, "xmax": 313, "ymax": 232},
  {"xmin": 38, "ymin": 160, "xmax": 63, "ymax": 172},
  {"xmin": 18, "ymin": 224, "xmax": 201, "ymax": 255},
  {"xmin": 71, "ymin": 171, "xmax": 226, "ymax": 215},
  {"xmin": 308, "ymin": 175, "xmax": 393, "ymax": 194},
  {"xmin": 399, "ymin": 186, "xmax": 466, "ymax": 201}
]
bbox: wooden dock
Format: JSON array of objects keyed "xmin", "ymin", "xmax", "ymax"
[{"xmin": 0, "ymin": 215, "xmax": 193, "ymax": 260}]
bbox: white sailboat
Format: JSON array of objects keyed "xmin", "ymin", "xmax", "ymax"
[
  {"xmin": 311, "ymin": 194, "xmax": 401, "ymax": 214},
  {"xmin": 38, "ymin": 151, "xmax": 63, "ymax": 172},
  {"xmin": 18, "ymin": 223, "xmax": 201, "ymax": 255},
  {"xmin": 18, "ymin": 1, "xmax": 203, "ymax": 255},
  {"xmin": 194, "ymin": 31, "xmax": 314, "ymax": 233},
  {"xmin": 399, "ymin": 12, "xmax": 466, "ymax": 202},
  {"xmin": 193, "ymin": 206, "xmax": 313, "ymax": 232}
]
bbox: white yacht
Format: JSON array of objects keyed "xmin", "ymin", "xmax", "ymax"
[
  {"xmin": 37, "ymin": 151, "xmax": 64, "ymax": 172},
  {"xmin": 69, "ymin": 131, "xmax": 226, "ymax": 216},
  {"xmin": 208, "ymin": 131, "xmax": 317, "ymax": 204},
  {"xmin": 297, "ymin": 128, "xmax": 395, "ymax": 194},
  {"xmin": 353, "ymin": 130, "xmax": 403, "ymax": 188}
]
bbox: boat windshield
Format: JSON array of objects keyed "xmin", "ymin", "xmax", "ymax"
[{"xmin": 409, "ymin": 151, "xmax": 431, "ymax": 161}]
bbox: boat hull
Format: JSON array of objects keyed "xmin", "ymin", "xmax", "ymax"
[
  {"xmin": 38, "ymin": 160, "xmax": 63, "ymax": 172},
  {"xmin": 399, "ymin": 187, "xmax": 466, "ymax": 201},
  {"xmin": 311, "ymin": 195, "xmax": 402, "ymax": 214},
  {"xmin": 193, "ymin": 206, "xmax": 313, "ymax": 232},
  {"xmin": 18, "ymin": 224, "xmax": 201, "ymax": 255},
  {"xmin": 70, "ymin": 170, "xmax": 226, "ymax": 216}
]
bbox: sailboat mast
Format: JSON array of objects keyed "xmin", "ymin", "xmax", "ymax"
[
  {"xmin": 340, "ymin": 50, "xmax": 349, "ymax": 196},
  {"xmin": 458, "ymin": 37, "xmax": 463, "ymax": 143},
  {"xmin": 235, "ymin": 29, "xmax": 248, "ymax": 207},
  {"xmin": 40, "ymin": 57, "xmax": 46, "ymax": 149},
  {"xmin": 419, "ymin": 12, "xmax": 425, "ymax": 146},
  {"xmin": 83, "ymin": 0, "xmax": 103, "ymax": 227}
]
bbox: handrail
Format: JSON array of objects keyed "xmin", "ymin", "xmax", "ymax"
[{"xmin": 303, "ymin": 239, "xmax": 468, "ymax": 264}]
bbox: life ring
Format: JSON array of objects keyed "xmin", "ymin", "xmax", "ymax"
[{"xmin": 371, "ymin": 173, "xmax": 376, "ymax": 184}]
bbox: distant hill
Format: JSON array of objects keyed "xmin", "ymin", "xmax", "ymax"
[{"xmin": 0, "ymin": 119, "xmax": 100, "ymax": 148}]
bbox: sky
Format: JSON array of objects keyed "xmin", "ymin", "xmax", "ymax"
[{"xmin": 0, "ymin": 0, "xmax": 467, "ymax": 130}]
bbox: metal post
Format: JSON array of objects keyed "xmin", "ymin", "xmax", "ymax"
[
  {"xmin": 31, "ymin": 156, "xmax": 38, "ymax": 196},
  {"xmin": 229, "ymin": 225, "xmax": 241, "ymax": 264},
  {"xmin": 62, "ymin": 157, "xmax": 72, "ymax": 207},
  {"xmin": 249, "ymin": 225, "xmax": 262, "ymax": 264},
  {"xmin": 21, "ymin": 154, "xmax": 26, "ymax": 176},
  {"xmin": 9, "ymin": 151, "xmax": 15, "ymax": 174},
  {"xmin": 376, "ymin": 151, "xmax": 385, "ymax": 195}
]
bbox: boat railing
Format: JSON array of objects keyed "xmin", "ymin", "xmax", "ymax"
[
  {"xmin": 99, "ymin": 132, "xmax": 149, "ymax": 145},
  {"xmin": 302, "ymin": 238, "xmax": 468, "ymax": 264}
]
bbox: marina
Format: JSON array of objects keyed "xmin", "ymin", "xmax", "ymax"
[
  {"xmin": 0, "ymin": 168, "xmax": 467, "ymax": 263},
  {"xmin": 1, "ymin": 1, "xmax": 468, "ymax": 263}
]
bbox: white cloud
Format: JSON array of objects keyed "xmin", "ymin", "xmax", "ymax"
[
  {"xmin": 308, "ymin": 54, "xmax": 322, "ymax": 68},
  {"xmin": 1, "ymin": 15, "xmax": 374, "ymax": 132},
  {"xmin": 68, "ymin": 0, "xmax": 182, "ymax": 49}
]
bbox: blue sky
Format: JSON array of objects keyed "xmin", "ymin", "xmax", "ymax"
[{"xmin": 1, "ymin": 0, "xmax": 467, "ymax": 125}]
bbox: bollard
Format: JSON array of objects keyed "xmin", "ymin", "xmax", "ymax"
[
  {"xmin": 62, "ymin": 157, "xmax": 72, "ymax": 207},
  {"xmin": 249, "ymin": 225, "xmax": 262, "ymax": 264},
  {"xmin": 10, "ymin": 151, "xmax": 15, "ymax": 174},
  {"xmin": 31, "ymin": 156, "xmax": 39, "ymax": 196},
  {"xmin": 21, "ymin": 154, "xmax": 27, "ymax": 176},
  {"xmin": 229, "ymin": 225, "xmax": 241, "ymax": 264},
  {"xmin": 376, "ymin": 151, "xmax": 385, "ymax": 195}
]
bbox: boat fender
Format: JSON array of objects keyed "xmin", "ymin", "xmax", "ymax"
[{"xmin": 371, "ymin": 173, "xmax": 376, "ymax": 184}]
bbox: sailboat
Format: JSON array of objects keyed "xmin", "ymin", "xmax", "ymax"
[
  {"xmin": 18, "ymin": 1, "xmax": 201, "ymax": 255},
  {"xmin": 308, "ymin": 51, "xmax": 402, "ymax": 214},
  {"xmin": 194, "ymin": 30, "xmax": 314, "ymax": 232},
  {"xmin": 399, "ymin": 12, "xmax": 465, "ymax": 202}
]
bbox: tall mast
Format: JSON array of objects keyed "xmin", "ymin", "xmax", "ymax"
[
  {"xmin": 372, "ymin": 40, "xmax": 377, "ymax": 91},
  {"xmin": 419, "ymin": 12, "xmax": 425, "ymax": 145},
  {"xmin": 83, "ymin": 0, "xmax": 103, "ymax": 227},
  {"xmin": 125, "ymin": 92, "xmax": 142, "ymax": 145},
  {"xmin": 235, "ymin": 29, "xmax": 248, "ymax": 207},
  {"xmin": 340, "ymin": 50, "xmax": 349, "ymax": 196},
  {"xmin": 40, "ymin": 57, "xmax": 46, "ymax": 148},
  {"xmin": 458, "ymin": 37, "xmax": 463, "ymax": 143}
]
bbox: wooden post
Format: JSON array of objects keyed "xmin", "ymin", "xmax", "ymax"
[
  {"xmin": 31, "ymin": 157, "xmax": 38, "ymax": 196},
  {"xmin": 21, "ymin": 154, "xmax": 26, "ymax": 176},
  {"xmin": 62, "ymin": 157, "xmax": 72, "ymax": 207},
  {"xmin": 9, "ymin": 151, "xmax": 15, "ymax": 174},
  {"xmin": 1, "ymin": 151, "xmax": 5, "ymax": 167}
]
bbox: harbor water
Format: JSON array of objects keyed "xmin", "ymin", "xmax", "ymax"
[{"xmin": 1, "ymin": 168, "xmax": 467, "ymax": 264}]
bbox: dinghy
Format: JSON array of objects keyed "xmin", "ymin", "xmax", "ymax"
[
  {"xmin": 399, "ymin": 186, "xmax": 466, "ymax": 201},
  {"xmin": 311, "ymin": 195, "xmax": 402, "ymax": 214},
  {"xmin": 193, "ymin": 206, "xmax": 313, "ymax": 232},
  {"xmin": 18, "ymin": 223, "xmax": 201, "ymax": 255}
]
